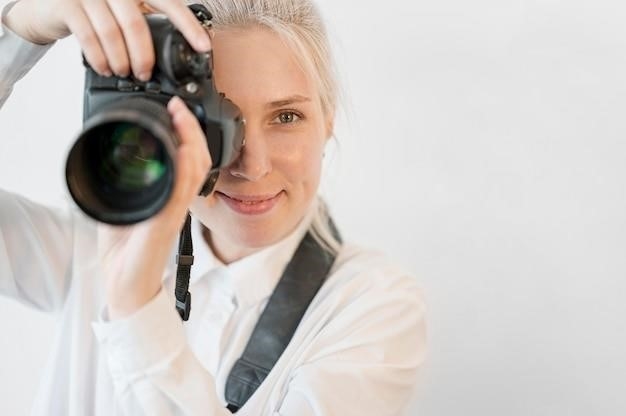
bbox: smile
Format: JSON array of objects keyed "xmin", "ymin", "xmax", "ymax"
[{"xmin": 216, "ymin": 191, "xmax": 284, "ymax": 215}]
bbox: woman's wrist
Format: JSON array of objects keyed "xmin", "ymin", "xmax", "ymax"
[
  {"xmin": 103, "ymin": 220, "xmax": 180, "ymax": 320},
  {"xmin": 107, "ymin": 284, "xmax": 163, "ymax": 320}
]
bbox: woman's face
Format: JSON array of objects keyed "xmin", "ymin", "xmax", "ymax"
[{"xmin": 190, "ymin": 26, "xmax": 332, "ymax": 263}]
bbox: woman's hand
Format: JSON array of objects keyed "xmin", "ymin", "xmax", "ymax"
[
  {"xmin": 3, "ymin": 0, "xmax": 214, "ymax": 318},
  {"xmin": 2, "ymin": 0, "xmax": 211, "ymax": 80},
  {"xmin": 99, "ymin": 96, "xmax": 213, "ymax": 319}
]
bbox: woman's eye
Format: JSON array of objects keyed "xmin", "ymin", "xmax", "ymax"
[{"xmin": 273, "ymin": 111, "xmax": 301, "ymax": 124}]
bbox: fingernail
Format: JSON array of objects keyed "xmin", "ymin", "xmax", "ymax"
[
  {"xmin": 198, "ymin": 35, "xmax": 211, "ymax": 51},
  {"xmin": 168, "ymin": 96, "xmax": 181, "ymax": 109},
  {"xmin": 138, "ymin": 71, "xmax": 151, "ymax": 82}
]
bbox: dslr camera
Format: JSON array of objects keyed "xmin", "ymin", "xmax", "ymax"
[{"xmin": 65, "ymin": 4, "xmax": 245, "ymax": 225}]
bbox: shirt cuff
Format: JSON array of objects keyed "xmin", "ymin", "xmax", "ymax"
[{"xmin": 91, "ymin": 288, "xmax": 186, "ymax": 380}]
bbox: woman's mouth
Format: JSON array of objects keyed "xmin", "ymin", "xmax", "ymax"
[{"xmin": 216, "ymin": 191, "xmax": 284, "ymax": 215}]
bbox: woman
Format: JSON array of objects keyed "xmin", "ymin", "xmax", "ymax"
[{"xmin": 0, "ymin": 0, "xmax": 426, "ymax": 414}]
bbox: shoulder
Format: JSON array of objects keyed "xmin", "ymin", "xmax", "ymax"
[
  {"xmin": 312, "ymin": 242, "xmax": 427, "ymax": 341},
  {"xmin": 323, "ymin": 242, "xmax": 424, "ymax": 306},
  {"xmin": 302, "ymin": 241, "xmax": 427, "ymax": 370}
]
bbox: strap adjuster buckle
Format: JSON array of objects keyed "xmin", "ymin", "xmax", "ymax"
[
  {"xmin": 176, "ymin": 291, "xmax": 192, "ymax": 321},
  {"xmin": 176, "ymin": 254, "xmax": 194, "ymax": 266}
]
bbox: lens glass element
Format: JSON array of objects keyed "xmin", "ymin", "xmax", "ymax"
[{"xmin": 96, "ymin": 122, "xmax": 167, "ymax": 191}]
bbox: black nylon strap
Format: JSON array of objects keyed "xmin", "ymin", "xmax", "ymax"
[
  {"xmin": 175, "ymin": 213, "xmax": 193, "ymax": 321},
  {"xmin": 224, "ymin": 227, "xmax": 340, "ymax": 412}
]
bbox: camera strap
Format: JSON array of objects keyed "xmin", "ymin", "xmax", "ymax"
[
  {"xmin": 224, "ymin": 223, "xmax": 340, "ymax": 412},
  {"xmin": 174, "ymin": 212, "xmax": 340, "ymax": 413},
  {"xmin": 174, "ymin": 213, "xmax": 194, "ymax": 320}
]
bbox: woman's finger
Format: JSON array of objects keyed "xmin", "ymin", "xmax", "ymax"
[
  {"xmin": 169, "ymin": 97, "xmax": 212, "ymax": 185},
  {"xmin": 168, "ymin": 96, "xmax": 212, "ymax": 169},
  {"xmin": 65, "ymin": 5, "xmax": 111, "ymax": 76},
  {"xmin": 154, "ymin": 97, "xmax": 212, "ymax": 220},
  {"xmin": 106, "ymin": 0, "xmax": 155, "ymax": 81},
  {"xmin": 146, "ymin": 0, "xmax": 212, "ymax": 52},
  {"xmin": 80, "ymin": 0, "xmax": 130, "ymax": 77}
]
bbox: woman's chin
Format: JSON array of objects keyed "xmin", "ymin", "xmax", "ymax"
[{"xmin": 190, "ymin": 194, "xmax": 307, "ymax": 261}]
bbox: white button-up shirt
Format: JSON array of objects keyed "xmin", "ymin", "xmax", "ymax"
[{"xmin": 0, "ymin": 17, "xmax": 427, "ymax": 416}]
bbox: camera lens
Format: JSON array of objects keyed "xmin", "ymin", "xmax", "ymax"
[
  {"xmin": 96, "ymin": 122, "xmax": 167, "ymax": 191},
  {"xmin": 66, "ymin": 98, "xmax": 176, "ymax": 225}
]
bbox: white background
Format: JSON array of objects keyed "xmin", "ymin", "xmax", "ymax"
[{"xmin": 2, "ymin": 0, "xmax": 626, "ymax": 414}]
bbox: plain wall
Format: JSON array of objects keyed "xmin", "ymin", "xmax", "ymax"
[{"xmin": 2, "ymin": 0, "xmax": 626, "ymax": 414}]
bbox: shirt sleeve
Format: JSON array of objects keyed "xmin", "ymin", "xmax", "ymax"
[
  {"xmin": 91, "ymin": 255, "xmax": 426, "ymax": 416},
  {"xmin": 92, "ymin": 288, "xmax": 233, "ymax": 416},
  {"xmin": 0, "ymin": 1, "xmax": 54, "ymax": 108},
  {"xmin": 0, "ymin": 188, "xmax": 75, "ymax": 312},
  {"xmin": 276, "ymin": 272, "xmax": 427, "ymax": 416},
  {"xmin": 0, "ymin": 4, "xmax": 71, "ymax": 311}
]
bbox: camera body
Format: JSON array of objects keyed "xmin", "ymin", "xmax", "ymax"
[
  {"xmin": 82, "ymin": 12, "xmax": 243, "ymax": 169},
  {"xmin": 66, "ymin": 6, "xmax": 245, "ymax": 225}
]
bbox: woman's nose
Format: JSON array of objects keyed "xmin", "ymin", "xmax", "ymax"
[{"xmin": 227, "ymin": 126, "xmax": 271, "ymax": 181}]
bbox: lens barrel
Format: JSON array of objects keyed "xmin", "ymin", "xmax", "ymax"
[
  {"xmin": 66, "ymin": 97, "xmax": 177, "ymax": 225},
  {"xmin": 67, "ymin": 9, "xmax": 245, "ymax": 225}
]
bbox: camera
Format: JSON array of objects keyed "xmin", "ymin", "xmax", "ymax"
[{"xmin": 65, "ymin": 5, "xmax": 245, "ymax": 225}]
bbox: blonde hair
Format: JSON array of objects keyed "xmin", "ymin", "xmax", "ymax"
[{"xmin": 197, "ymin": 0, "xmax": 342, "ymax": 254}]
